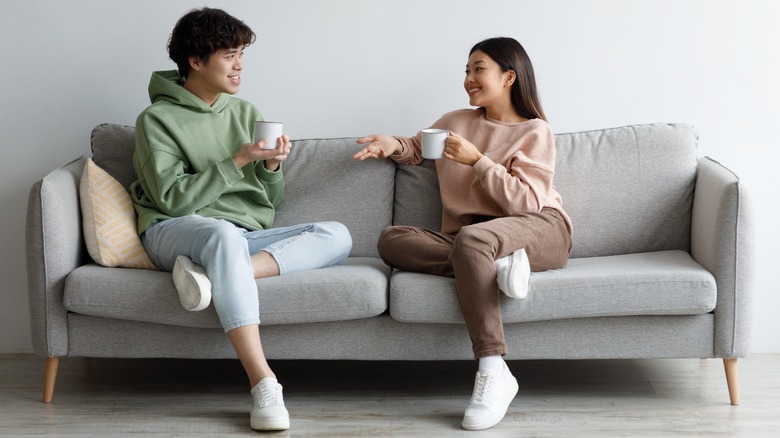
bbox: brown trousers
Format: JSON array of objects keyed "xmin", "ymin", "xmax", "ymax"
[{"xmin": 377, "ymin": 208, "xmax": 572, "ymax": 358}]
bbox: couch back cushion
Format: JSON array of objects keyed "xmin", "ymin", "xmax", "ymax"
[
  {"xmin": 90, "ymin": 126, "xmax": 394, "ymax": 258},
  {"xmin": 555, "ymin": 123, "xmax": 697, "ymax": 257},
  {"xmin": 392, "ymin": 159, "xmax": 442, "ymax": 232},
  {"xmin": 393, "ymin": 123, "xmax": 699, "ymax": 258},
  {"xmin": 91, "ymin": 123, "xmax": 137, "ymax": 190},
  {"xmin": 271, "ymin": 137, "xmax": 394, "ymax": 257}
]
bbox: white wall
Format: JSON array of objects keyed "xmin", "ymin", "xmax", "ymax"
[{"xmin": 1, "ymin": 0, "xmax": 778, "ymax": 352}]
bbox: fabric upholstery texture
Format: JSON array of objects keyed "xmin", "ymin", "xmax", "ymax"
[
  {"xmin": 90, "ymin": 123, "xmax": 137, "ymax": 190},
  {"xmin": 390, "ymin": 250, "xmax": 716, "ymax": 324},
  {"xmin": 89, "ymin": 126, "xmax": 395, "ymax": 258},
  {"xmin": 26, "ymin": 122, "xmax": 754, "ymax": 365},
  {"xmin": 271, "ymin": 137, "xmax": 395, "ymax": 258},
  {"xmin": 64, "ymin": 258, "xmax": 389, "ymax": 328},
  {"xmin": 65, "ymin": 313, "xmax": 714, "ymax": 360},
  {"xmin": 553, "ymin": 124, "xmax": 699, "ymax": 258},
  {"xmin": 692, "ymin": 157, "xmax": 756, "ymax": 357},
  {"xmin": 392, "ymin": 159, "xmax": 442, "ymax": 230},
  {"xmin": 389, "ymin": 123, "xmax": 699, "ymax": 259},
  {"xmin": 79, "ymin": 158, "xmax": 156, "ymax": 270}
]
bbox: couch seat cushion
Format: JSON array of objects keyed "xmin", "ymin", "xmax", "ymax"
[
  {"xmin": 389, "ymin": 250, "xmax": 716, "ymax": 324},
  {"xmin": 64, "ymin": 257, "xmax": 389, "ymax": 328}
]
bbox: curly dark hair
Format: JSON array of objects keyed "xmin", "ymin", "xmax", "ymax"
[{"xmin": 168, "ymin": 8, "xmax": 256, "ymax": 78}]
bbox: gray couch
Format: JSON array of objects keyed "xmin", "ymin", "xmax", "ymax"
[{"xmin": 26, "ymin": 122, "xmax": 754, "ymax": 405}]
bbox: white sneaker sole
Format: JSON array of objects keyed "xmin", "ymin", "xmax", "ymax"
[
  {"xmin": 250, "ymin": 417, "xmax": 290, "ymax": 431},
  {"xmin": 502, "ymin": 249, "xmax": 530, "ymax": 299},
  {"xmin": 171, "ymin": 255, "xmax": 212, "ymax": 311}
]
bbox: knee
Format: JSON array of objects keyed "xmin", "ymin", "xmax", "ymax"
[
  {"xmin": 201, "ymin": 220, "xmax": 247, "ymax": 253},
  {"xmin": 377, "ymin": 226, "xmax": 408, "ymax": 259},
  {"xmin": 319, "ymin": 221, "xmax": 353, "ymax": 260},
  {"xmin": 451, "ymin": 228, "xmax": 493, "ymax": 264}
]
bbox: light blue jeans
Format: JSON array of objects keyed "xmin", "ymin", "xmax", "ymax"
[{"xmin": 141, "ymin": 215, "xmax": 352, "ymax": 331}]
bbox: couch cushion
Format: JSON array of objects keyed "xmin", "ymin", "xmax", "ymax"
[
  {"xmin": 389, "ymin": 250, "xmax": 716, "ymax": 324},
  {"xmin": 272, "ymin": 137, "xmax": 395, "ymax": 258},
  {"xmin": 79, "ymin": 158, "xmax": 156, "ymax": 270},
  {"xmin": 89, "ymin": 124, "xmax": 396, "ymax": 258},
  {"xmin": 390, "ymin": 123, "xmax": 699, "ymax": 258},
  {"xmin": 554, "ymin": 123, "xmax": 698, "ymax": 258},
  {"xmin": 64, "ymin": 257, "xmax": 390, "ymax": 328},
  {"xmin": 91, "ymin": 123, "xmax": 137, "ymax": 190},
  {"xmin": 392, "ymin": 159, "xmax": 442, "ymax": 230}
]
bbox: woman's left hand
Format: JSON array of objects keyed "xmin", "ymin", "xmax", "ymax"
[
  {"xmin": 444, "ymin": 132, "xmax": 483, "ymax": 166},
  {"xmin": 265, "ymin": 134, "xmax": 292, "ymax": 171}
]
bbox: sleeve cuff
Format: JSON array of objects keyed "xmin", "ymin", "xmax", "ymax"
[
  {"xmin": 257, "ymin": 162, "xmax": 284, "ymax": 182},
  {"xmin": 216, "ymin": 156, "xmax": 245, "ymax": 185},
  {"xmin": 472, "ymin": 155, "xmax": 494, "ymax": 177}
]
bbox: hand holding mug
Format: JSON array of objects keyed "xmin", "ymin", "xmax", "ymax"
[
  {"xmin": 444, "ymin": 132, "xmax": 483, "ymax": 166},
  {"xmin": 264, "ymin": 134, "xmax": 291, "ymax": 171},
  {"xmin": 233, "ymin": 135, "xmax": 289, "ymax": 169}
]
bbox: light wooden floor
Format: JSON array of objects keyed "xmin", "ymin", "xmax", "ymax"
[{"xmin": 1, "ymin": 353, "xmax": 779, "ymax": 437}]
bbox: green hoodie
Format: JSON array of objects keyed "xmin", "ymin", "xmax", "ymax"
[{"xmin": 130, "ymin": 70, "xmax": 284, "ymax": 234}]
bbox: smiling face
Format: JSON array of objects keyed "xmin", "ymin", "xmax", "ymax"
[
  {"xmin": 184, "ymin": 46, "xmax": 245, "ymax": 105},
  {"xmin": 464, "ymin": 50, "xmax": 515, "ymax": 112}
]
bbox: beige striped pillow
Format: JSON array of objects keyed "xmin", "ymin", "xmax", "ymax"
[{"xmin": 79, "ymin": 158, "xmax": 157, "ymax": 270}]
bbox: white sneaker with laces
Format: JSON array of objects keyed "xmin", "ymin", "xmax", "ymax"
[
  {"xmin": 495, "ymin": 248, "xmax": 531, "ymax": 299},
  {"xmin": 171, "ymin": 255, "xmax": 212, "ymax": 311},
  {"xmin": 250, "ymin": 377, "xmax": 290, "ymax": 431},
  {"xmin": 461, "ymin": 362, "xmax": 519, "ymax": 431}
]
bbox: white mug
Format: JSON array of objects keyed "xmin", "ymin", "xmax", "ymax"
[
  {"xmin": 254, "ymin": 121, "xmax": 284, "ymax": 150},
  {"xmin": 421, "ymin": 129, "xmax": 448, "ymax": 160}
]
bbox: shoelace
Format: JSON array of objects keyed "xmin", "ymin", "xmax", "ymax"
[
  {"xmin": 257, "ymin": 382, "xmax": 283, "ymax": 407},
  {"xmin": 471, "ymin": 373, "xmax": 492, "ymax": 402}
]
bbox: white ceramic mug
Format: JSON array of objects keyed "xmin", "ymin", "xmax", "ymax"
[
  {"xmin": 254, "ymin": 121, "xmax": 284, "ymax": 150},
  {"xmin": 421, "ymin": 129, "xmax": 448, "ymax": 160}
]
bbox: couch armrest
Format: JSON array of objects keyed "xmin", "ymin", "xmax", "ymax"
[
  {"xmin": 26, "ymin": 157, "xmax": 88, "ymax": 357},
  {"xmin": 691, "ymin": 157, "xmax": 756, "ymax": 358}
]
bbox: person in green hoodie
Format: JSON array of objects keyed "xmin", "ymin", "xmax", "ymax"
[{"xmin": 129, "ymin": 8, "xmax": 352, "ymax": 431}]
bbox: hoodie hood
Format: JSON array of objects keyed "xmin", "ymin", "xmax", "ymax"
[{"xmin": 147, "ymin": 70, "xmax": 229, "ymax": 113}]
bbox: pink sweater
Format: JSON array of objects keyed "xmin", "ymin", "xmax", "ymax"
[{"xmin": 394, "ymin": 108, "xmax": 572, "ymax": 235}]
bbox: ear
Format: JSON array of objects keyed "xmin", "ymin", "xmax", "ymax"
[
  {"xmin": 188, "ymin": 55, "xmax": 202, "ymax": 72},
  {"xmin": 504, "ymin": 70, "xmax": 516, "ymax": 87}
]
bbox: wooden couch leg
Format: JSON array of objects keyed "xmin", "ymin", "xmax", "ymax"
[
  {"xmin": 723, "ymin": 358, "xmax": 740, "ymax": 406},
  {"xmin": 43, "ymin": 357, "xmax": 60, "ymax": 403}
]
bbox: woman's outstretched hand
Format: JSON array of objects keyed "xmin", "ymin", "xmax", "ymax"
[{"xmin": 353, "ymin": 134, "xmax": 401, "ymax": 160}]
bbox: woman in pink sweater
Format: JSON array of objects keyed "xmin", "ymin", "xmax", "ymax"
[{"xmin": 354, "ymin": 37, "xmax": 572, "ymax": 431}]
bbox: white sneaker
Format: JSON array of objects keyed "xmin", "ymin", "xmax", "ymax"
[
  {"xmin": 171, "ymin": 255, "xmax": 212, "ymax": 311},
  {"xmin": 495, "ymin": 248, "xmax": 531, "ymax": 299},
  {"xmin": 461, "ymin": 362, "xmax": 519, "ymax": 431},
  {"xmin": 250, "ymin": 377, "xmax": 290, "ymax": 431}
]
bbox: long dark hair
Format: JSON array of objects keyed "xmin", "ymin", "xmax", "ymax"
[{"xmin": 469, "ymin": 37, "xmax": 546, "ymax": 121}]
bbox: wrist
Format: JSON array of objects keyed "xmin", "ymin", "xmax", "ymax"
[
  {"xmin": 391, "ymin": 138, "xmax": 403, "ymax": 155},
  {"xmin": 233, "ymin": 151, "xmax": 251, "ymax": 169}
]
